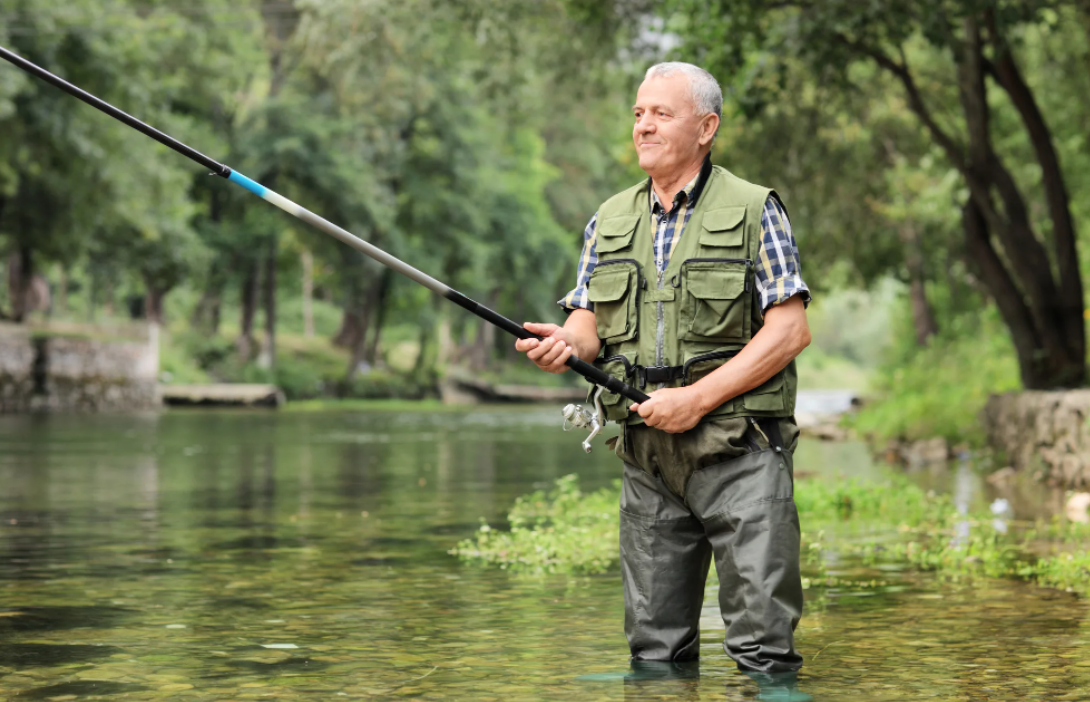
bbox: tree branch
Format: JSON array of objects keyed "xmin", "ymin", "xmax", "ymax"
[{"xmin": 833, "ymin": 33, "xmax": 965, "ymax": 169}]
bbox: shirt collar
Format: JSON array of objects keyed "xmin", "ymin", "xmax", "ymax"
[{"xmin": 649, "ymin": 154, "xmax": 713, "ymax": 215}]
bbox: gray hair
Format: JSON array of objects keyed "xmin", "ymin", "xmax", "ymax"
[{"xmin": 644, "ymin": 62, "xmax": 723, "ymax": 125}]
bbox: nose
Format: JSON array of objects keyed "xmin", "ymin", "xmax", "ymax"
[{"xmin": 635, "ymin": 116, "xmax": 656, "ymax": 135}]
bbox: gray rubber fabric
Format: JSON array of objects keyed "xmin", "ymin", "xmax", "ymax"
[{"xmin": 617, "ymin": 416, "xmax": 804, "ymax": 673}]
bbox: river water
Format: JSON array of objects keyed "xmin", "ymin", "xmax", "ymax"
[{"xmin": 1, "ymin": 406, "xmax": 1089, "ymax": 701}]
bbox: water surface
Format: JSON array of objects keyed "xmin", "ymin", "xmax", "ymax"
[{"xmin": 1, "ymin": 408, "xmax": 1088, "ymax": 701}]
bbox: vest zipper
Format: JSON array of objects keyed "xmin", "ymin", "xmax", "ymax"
[
  {"xmin": 656, "ymin": 268, "xmax": 665, "ymax": 377},
  {"xmin": 681, "ymin": 349, "xmax": 739, "ymax": 383}
]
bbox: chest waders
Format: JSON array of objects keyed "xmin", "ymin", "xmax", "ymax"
[{"xmin": 591, "ymin": 167, "xmax": 805, "ymax": 674}]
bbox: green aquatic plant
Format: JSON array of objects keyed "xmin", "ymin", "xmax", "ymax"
[
  {"xmin": 452, "ymin": 473, "xmax": 951, "ymax": 575},
  {"xmin": 451, "ymin": 475, "xmax": 621, "ymax": 574},
  {"xmin": 454, "ymin": 473, "xmax": 1090, "ymax": 597}
]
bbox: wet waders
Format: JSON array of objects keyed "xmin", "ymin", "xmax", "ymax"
[{"xmin": 617, "ymin": 416, "xmax": 804, "ymax": 673}]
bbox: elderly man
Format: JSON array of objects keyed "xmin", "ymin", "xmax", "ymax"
[{"xmin": 516, "ymin": 62, "xmax": 811, "ymax": 677}]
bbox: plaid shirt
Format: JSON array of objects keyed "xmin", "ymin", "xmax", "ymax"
[{"xmin": 559, "ymin": 171, "xmax": 810, "ymax": 314}]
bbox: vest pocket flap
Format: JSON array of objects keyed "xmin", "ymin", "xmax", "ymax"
[
  {"xmin": 686, "ymin": 269, "xmax": 746, "ymax": 300},
  {"xmin": 596, "ymin": 214, "xmax": 640, "ymax": 253},
  {"xmin": 587, "ymin": 269, "xmax": 631, "ymax": 303},
  {"xmin": 700, "ymin": 207, "xmax": 745, "ymax": 247},
  {"xmin": 748, "ymin": 372, "xmax": 784, "ymax": 395}
]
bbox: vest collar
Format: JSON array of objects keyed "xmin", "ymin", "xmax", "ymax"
[{"xmin": 646, "ymin": 153, "xmax": 714, "ymax": 214}]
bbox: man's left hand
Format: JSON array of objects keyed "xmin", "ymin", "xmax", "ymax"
[{"xmin": 629, "ymin": 386, "xmax": 710, "ymax": 434}]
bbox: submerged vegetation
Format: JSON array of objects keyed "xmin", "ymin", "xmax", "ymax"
[{"xmin": 454, "ymin": 473, "xmax": 1090, "ymax": 597}]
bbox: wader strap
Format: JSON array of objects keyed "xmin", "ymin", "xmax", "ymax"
[{"xmin": 757, "ymin": 417, "xmax": 784, "ymax": 452}]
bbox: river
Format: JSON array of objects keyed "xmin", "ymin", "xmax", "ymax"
[{"xmin": 1, "ymin": 404, "xmax": 1088, "ymax": 701}]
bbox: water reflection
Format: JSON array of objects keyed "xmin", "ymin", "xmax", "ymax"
[{"xmin": 0, "ymin": 408, "xmax": 1089, "ymax": 701}]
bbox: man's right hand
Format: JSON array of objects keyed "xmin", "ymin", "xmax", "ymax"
[{"xmin": 515, "ymin": 322, "xmax": 576, "ymax": 374}]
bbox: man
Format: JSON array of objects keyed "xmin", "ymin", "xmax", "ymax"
[{"xmin": 515, "ymin": 62, "xmax": 812, "ymax": 679}]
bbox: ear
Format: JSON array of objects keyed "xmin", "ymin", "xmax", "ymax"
[{"xmin": 698, "ymin": 113, "xmax": 719, "ymax": 146}]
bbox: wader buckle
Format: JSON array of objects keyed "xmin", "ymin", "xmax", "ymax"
[{"xmin": 637, "ymin": 365, "xmax": 686, "ymax": 388}]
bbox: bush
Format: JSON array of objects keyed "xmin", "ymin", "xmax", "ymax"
[{"xmin": 848, "ymin": 305, "xmax": 1020, "ymax": 446}]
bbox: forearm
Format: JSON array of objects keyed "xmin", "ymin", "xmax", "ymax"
[
  {"xmin": 563, "ymin": 308, "xmax": 602, "ymax": 362},
  {"xmin": 692, "ymin": 297, "xmax": 810, "ymax": 414}
]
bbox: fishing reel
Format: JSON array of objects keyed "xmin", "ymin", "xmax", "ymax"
[{"xmin": 561, "ymin": 385, "xmax": 606, "ymax": 453}]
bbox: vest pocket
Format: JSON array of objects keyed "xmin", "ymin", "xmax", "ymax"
[
  {"xmin": 588, "ymin": 260, "xmax": 640, "ymax": 343},
  {"xmin": 742, "ymin": 371, "xmax": 786, "ymax": 411},
  {"xmin": 678, "ymin": 260, "xmax": 750, "ymax": 342},
  {"xmin": 595, "ymin": 214, "xmax": 640, "ymax": 253},
  {"xmin": 699, "ymin": 206, "xmax": 746, "ymax": 248},
  {"xmin": 591, "ymin": 353, "xmax": 637, "ymax": 421}
]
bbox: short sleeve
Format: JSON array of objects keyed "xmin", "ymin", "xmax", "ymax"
[
  {"xmin": 753, "ymin": 196, "xmax": 811, "ymax": 313},
  {"xmin": 557, "ymin": 212, "xmax": 599, "ymax": 312}
]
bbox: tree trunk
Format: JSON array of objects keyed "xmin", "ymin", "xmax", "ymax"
[
  {"xmin": 898, "ymin": 224, "xmax": 937, "ymax": 346},
  {"xmin": 345, "ymin": 276, "xmax": 383, "ymax": 380},
  {"xmin": 144, "ymin": 284, "xmax": 166, "ymax": 325},
  {"xmin": 6, "ymin": 247, "xmax": 32, "ymax": 322},
  {"xmin": 953, "ymin": 16, "xmax": 1084, "ymax": 388},
  {"xmin": 301, "ymin": 249, "xmax": 314, "ymax": 338},
  {"xmin": 191, "ymin": 262, "xmax": 225, "ymax": 333},
  {"xmin": 259, "ymin": 239, "xmax": 277, "ymax": 371},
  {"xmin": 364, "ymin": 269, "xmax": 393, "ymax": 366},
  {"xmin": 56, "ymin": 265, "xmax": 68, "ymax": 317},
  {"xmin": 238, "ymin": 259, "xmax": 259, "ymax": 360}
]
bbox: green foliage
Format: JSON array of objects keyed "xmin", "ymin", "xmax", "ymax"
[{"xmin": 849, "ymin": 304, "xmax": 1021, "ymax": 445}]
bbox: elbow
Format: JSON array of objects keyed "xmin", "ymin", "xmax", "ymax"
[{"xmin": 795, "ymin": 324, "xmax": 811, "ymax": 357}]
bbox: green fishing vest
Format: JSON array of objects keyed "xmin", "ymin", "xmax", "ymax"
[{"xmin": 587, "ymin": 164, "xmax": 797, "ymax": 425}]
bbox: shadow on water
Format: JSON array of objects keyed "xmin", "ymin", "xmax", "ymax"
[
  {"xmin": 0, "ymin": 643, "xmax": 120, "ymax": 668},
  {"xmin": 351, "ymin": 556, "xmax": 409, "ymax": 567},
  {"xmin": 211, "ymin": 535, "xmax": 315, "ymax": 550},
  {"xmin": 225, "ymin": 656, "xmax": 330, "ymax": 675},
  {"xmin": 16, "ymin": 681, "xmax": 147, "ymax": 699},
  {"xmin": 0, "ymin": 607, "xmax": 132, "ymax": 632}
]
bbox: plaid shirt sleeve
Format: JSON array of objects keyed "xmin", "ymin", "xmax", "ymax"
[
  {"xmin": 557, "ymin": 211, "xmax": 599, "ymax": 312},
  {"xmin": 755, "ymin": 195, "xmax": 811, "ymax": 314}
]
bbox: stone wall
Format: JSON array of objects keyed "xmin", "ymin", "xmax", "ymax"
[
  {"xmin": 983, "ymin": 391, "xmax": 1090, "ymax": 488},
  {"xmin": 0, "ymin": 323, "xmax": 159, "ymax": 413}
]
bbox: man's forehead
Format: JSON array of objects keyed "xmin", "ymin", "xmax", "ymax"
[{"xmin": 633, "ymin": 75, "xmax": 691, "ymax": 108}]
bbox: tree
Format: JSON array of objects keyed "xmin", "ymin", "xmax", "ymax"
[{"xmin": 666, "ymin": 0, "xmax": 1085, "ymax": 388}]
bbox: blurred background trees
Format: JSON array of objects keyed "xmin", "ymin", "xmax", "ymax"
[{"xmin": 2, "ymin": 0, "xmax": 1090, "ymax": 442}]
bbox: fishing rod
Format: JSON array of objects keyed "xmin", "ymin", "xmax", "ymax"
[{"xmin": 0, "ymin": 44, "xmax": 649, "ymax": 450}]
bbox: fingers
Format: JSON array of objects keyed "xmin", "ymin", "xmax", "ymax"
[
  {"xmin": 522, "ymin": 336, "xmax": 572, "ymax": 372},
  {"xmin": 523, "ymin": 321, "xmax": 559, "ymax": 335}
]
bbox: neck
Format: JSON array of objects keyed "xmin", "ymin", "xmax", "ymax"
[{"xmin": 650, "ymin": 154, "xmax": 706, "ymax": 211}]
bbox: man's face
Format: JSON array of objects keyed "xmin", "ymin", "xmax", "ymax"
[{"xmin": 632, "ymin": 75, "xmax": 715, "ymax": 178}]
